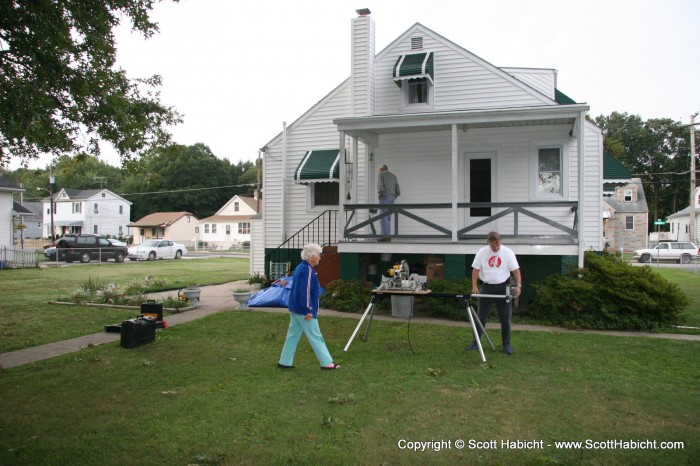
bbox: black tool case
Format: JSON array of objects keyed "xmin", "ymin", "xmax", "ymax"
[{"xmin": 120, "ymin": 316, "xmax": 156, "ymax": 348}]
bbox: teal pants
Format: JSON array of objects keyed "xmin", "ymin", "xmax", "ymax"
[{"xmin": 279, "ymin": 313, "xmax": 333, "ymax": 367}]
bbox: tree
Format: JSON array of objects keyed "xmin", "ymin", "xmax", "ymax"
[
  {"xmin": 594, "ymin": 112, "xmax": 691, "ymax": 227},
  {"xmin": 0, "ymin": 0, "xmax": 181, "ymax": 166},
  {"xmin": 121, "ymin": 143, "xmax": 253, "ymax": 220}
]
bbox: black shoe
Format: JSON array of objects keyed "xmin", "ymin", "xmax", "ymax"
[{"xmin": 277, "ymin": 363, "xmax": 295, "ymax": 369}]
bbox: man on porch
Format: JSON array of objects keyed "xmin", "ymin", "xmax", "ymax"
[{"xmin": 377, "ymin": 164, "xmax": 400, "ymax": 239}]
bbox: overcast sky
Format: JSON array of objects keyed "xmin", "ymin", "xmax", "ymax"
[{"xmin": 10, "ymin": 0, "xmax": 700, "ymax": 169}]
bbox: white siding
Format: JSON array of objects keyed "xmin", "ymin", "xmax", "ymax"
[
  {"xmin": 375, "ymin": 26, "xmax": 553, "ymax": 116},
  {"xmin": 260, "ymin": 81, "xmax": 352, "ymax": 253},
  {"xmin": 582, "ymin": 120, "xmax": 604, "ymax": 249},
  {"xmin": 503, "ymin": 67, "xmax": 556, "ymax": 100},
  {"xmin": 250, "ymin": 216, "xmax": 265, "ymax": 275},
  {"xmin": 351, "ymin": 15, "xmax": 375, "ymax": 117}
]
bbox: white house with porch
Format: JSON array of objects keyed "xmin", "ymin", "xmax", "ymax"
[
  {"xmin": 199, "ymin": 195, "xmax": 258, "ymax": 249},
  {"xmin": 41, "ymin": 188, "xmax": 131, "ymax": 239},
  {"xmin": 667, "ymin": 187, "xmax": 700, "ymax": 243},
  {"xmin": 252, "ymin": 11, "xmax": 603, "ymax": 298}
]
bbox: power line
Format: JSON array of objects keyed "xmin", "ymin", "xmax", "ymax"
[{"xmin": 116, "ymin": 183, "xmax": 256, "ymax": 197}]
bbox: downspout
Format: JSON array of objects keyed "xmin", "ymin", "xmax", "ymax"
[
  {"xmin": 282, "ymin": 121, "xmax": 288, "ymax": 242},
  {"xmin": 577, "ymin": 111, "xmax": 586, "ymax": 269},
  {"xmin": 451, "ymin": 124, "xmax": 459, "ymax": 242}
]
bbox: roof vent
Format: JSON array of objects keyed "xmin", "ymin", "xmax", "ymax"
[{"xmin": 411, "ymin": 37, "xmax": 423, "ymax": 50}]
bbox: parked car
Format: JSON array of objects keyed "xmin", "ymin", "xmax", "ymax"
[
  {"xmin": 44, "ymin": 245, "xmax": 57, "ymax": 260},
  {"xmin": 633, "ymin": 242, "xmax": 699, "ymax": 264},
  {"xmin": 128, "ymin": 239, "xmax": 187, "ymax": 261},
  {"xmin": 56, "ymin": 234, "xmax": 128, "ymax": 263}
]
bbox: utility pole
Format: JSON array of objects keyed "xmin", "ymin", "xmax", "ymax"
[{"xmin": 691, "ymin": 113, "xmax": 698, "ymax": 243}]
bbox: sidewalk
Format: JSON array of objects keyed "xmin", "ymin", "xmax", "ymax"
[{"xmin": 1, "ymin": 281, "xmax": 699, "ymax": 369}]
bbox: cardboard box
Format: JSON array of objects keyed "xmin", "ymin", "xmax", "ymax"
[{"xmin": 425, "ymin": 263, "xmax": 444, "ymax": 280}]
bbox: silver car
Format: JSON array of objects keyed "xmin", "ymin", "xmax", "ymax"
[{"xmin": 633, "ymin": 242, "xmax": 699, "ymax": 264}]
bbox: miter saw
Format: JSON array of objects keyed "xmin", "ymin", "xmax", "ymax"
[{"xmin": 378, "ymin": 260, "xmax": 427, "ymax": 291}]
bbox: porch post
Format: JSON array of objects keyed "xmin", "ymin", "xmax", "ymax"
[
  {"xmin": 451, "ymin": 124, "xmax": 459, "ymax": 242},
  {"xmin": 577, "ymin": 111, "xmax": 585, "ymax": 268},
  {"xmin": 339, "ymin": 130, "xmax": 347, "ymax": 242}
]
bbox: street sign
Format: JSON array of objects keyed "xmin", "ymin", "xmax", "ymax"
[{"xmin": 654, "ymin": 219, "xmax": 666, "ymax": 225}]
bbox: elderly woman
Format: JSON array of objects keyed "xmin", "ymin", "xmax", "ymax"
[{"xmin": 277, "ymin": 243, "xmax": 341, "ymax": 370}]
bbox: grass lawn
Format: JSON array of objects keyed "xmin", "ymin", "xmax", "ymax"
[
  {"xmin": 0, "ymin": 259, "xmax": 698, "ymax": 465},
  {"xmin": 0, "ymin": 311, "xmax": 697, "ymax": 465},
  {"xmin": 0, "ymin": 258, "xmax": 249, "ymax": 353}
]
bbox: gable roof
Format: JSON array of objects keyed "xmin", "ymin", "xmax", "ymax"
[
  {"xmin": 53, "ymin": 188, "xmax": 132, "ymax": 205},
  {"xmin": 12, "ymin": 201, "xmax": 33, "ymax": 215},
  {"xmin": 128, "ymin": 211, "xmax": 196, "ymax": 227},
  {"xmin": 0, "ymin": 175, "xmax": 23, "ymax": 192},
  {"xmin": 604, "ymin": 178, "xmax": 648, "ymax": 213}
]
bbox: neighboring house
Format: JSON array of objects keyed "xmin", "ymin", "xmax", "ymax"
[
  {"xmin": 13, "ymin": 201, "xmax": 43, "ymax": 241},
  {"xmin": 128, "ymin": 212, "xmax": 199, "ymax": 245},
  {"xmin": 667, "ymin": 186, "xmax": 700, "ymax": 243},
  {"xmin": 252, "ymin": 11, "xmax": 604, "ymax": 295},
  {"xmin": 0, "ymin": 175, "xmax": 24, "ymax": 249},
  {"xmin": 41, "ymin": 188, "xmax": 132, "ymax": 239},
  {"xmin": 199, "ymin": 195, "xmax": 258, "ymax": 249},
  {"xmin": 602, "ymin": 152, "xmax": 648, "ymax": 251}
]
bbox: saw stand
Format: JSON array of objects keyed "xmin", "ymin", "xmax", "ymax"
[{"xmin": 344, "ymin": 290, "xmax": 511, "ymax": 364}]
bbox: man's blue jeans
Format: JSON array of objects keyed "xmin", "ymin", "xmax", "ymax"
[{"xmin": 379, "ymin": 195, "xmax": 396, "ymax": 236}]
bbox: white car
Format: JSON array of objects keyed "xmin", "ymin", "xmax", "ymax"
[
  {"xmin": 128, "ymin": 239, "xmax": 187, "ymax": 261},
  {"xmin": 633, "ymin": 242, "xmax": 699, "ymax": 264}
]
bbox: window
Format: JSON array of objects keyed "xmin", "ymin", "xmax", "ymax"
[
  {"xmin": 73, "ymin": 202, "xmax": 81, "ymax": 213},
  {"xmin": 119, "ymin": 226, "xmax": 123, "ymax": 235},
  {"xmin": 238, "ymin": 222, "xmax": 251, "ymax": 234},
  {"xmin": 537, "ymin": 148, "xmax": 561, "ymax": 195},
  {"xmin": 625, "ymin": 216, "xmax": 634, "ymax": 230},
  {"xmin": 119, "ymin": 206, "xmax": 123, "ymax": 214},
  {"xmin": 408, "ymin": 79, "xmax": 428, "ymax": 104},
  {"xmin": 204, "ymin": 224, "xmax": 210, "ymax": 234},
  {"xmin": 234, "ymin": 202, "xmax": 240, "ymax": 212},
  {"xmin": 140, "ymin": 228, "xmax": 145, "ymax": 236},
  {"xmin": 212, "ymin": 224, "xmax": 217, "ymax": 234},
  {"xmin": 624, "ymin": 188, "xmax": 634, "ymax": 202},
  {"xmin": 186, "ymin": 216, "xmax": 190, "ymax": 223},
  {"xmin": 313, "ymin": 182, "xmax": 339, "ymax": 207},
  {"xmin": 93, "ymin": 225, "xmax": 98, "ymax": 234},
  {"xmin": 93, "ymin": 203, "xmax": 98, "ymax": 214},
  {"xmin": 226, "ymin": 225, "xmax": 231, "ymax": 235}
]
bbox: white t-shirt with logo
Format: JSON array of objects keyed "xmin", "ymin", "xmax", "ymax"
[{"xmin": 472, "ymin": 244, "xmax": 519, "ymax": 285}]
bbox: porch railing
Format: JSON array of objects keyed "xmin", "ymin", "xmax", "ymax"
[
  {"xmin": 265, "ymin": 210, "xmax": 339, "ymax": 280},
  {"xmin": 343, "ymin": 201, "xmax": 578, "ymax": 242}
]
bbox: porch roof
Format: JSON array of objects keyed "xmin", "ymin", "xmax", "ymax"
[
  {"xmin": 334, "ymin": 104, "xmax": 590, "ymax": 142},
  {"xmin": 294, "ymin": 149, "xmax": 340, "ymax": 183}
]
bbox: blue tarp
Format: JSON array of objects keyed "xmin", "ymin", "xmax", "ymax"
[
  {"xmin": 247, "ymin": 276, "xmax": 293, "ymax": 307},
  {"xmin": 246, "ymin": 276, "xmax": 325, "ymax": 308}
]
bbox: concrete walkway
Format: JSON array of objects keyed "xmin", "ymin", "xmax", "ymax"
[{"xmin": 1, "ymin": 281, "xmax": 698, "ymax": 369}]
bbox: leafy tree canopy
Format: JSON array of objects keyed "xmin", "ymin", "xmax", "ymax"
[
  {"xmin": 120, "ymin": 143, "xmax": 255, "ymax": 220},
  {"xmin": 594, "ymin": 111, "xmax": 692, "ymax": 225},
  {"xmin": 0, "ymin": 0, "xmax": 182, "ymax": 166}
]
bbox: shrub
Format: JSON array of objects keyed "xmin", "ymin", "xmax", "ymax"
[
  {"xmin": 530, "ymin": 251, "xmax": 689, "ymax": 330},
  {"xmin": 247, "ymin": 273, "xmax": 269, "ymax": 287},
  {"xmin": 422, "ymin": 278, "xmax": 471, "ymax": 321},
  {"xmin": 320, "ymin": 280, "xmax": 373, "ymax": 313}
]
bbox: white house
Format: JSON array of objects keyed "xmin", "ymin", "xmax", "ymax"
[
  {"xmin": 41, "ymin": 188, "xmax": 132, "ymax": 239},
  {"xmin": 128, "ymin": 211, "xmax": 199, "ymax": 245},
  {"xmin": 199, "ymin": 195, "xmax": 258, "ymax": 249},
  {"xmin": 252, "ymin": 11, "xmax": 603, "ymax": 296},
  {"xmin": 668, "ymin": 187, "xmax": 700, "ymax": 243},
  {"xmin": 0, "ymin": 175, "xmax": 24, "ymax": 249}
]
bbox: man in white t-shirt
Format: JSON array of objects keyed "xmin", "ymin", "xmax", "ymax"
[{"xmin": 467, "ymin": 231, "xmax": 522, "ymax": 355}]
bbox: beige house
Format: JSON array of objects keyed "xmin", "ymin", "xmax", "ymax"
[
  {"xmin": 603, "ymin": 179, "xmax": 648, "ymax": 252},
  {"xmin": 128, "ymin": 211, "xmax": 198, "ymax": 245}
]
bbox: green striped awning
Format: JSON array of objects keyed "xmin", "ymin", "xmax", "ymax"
[
  {"xmin": 393, "ymin": 52, "xmax": 434, "ymax": 86},
  {"xmin": 294, "ymin": 149, "xmax": 340, "ymax": 183}
]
